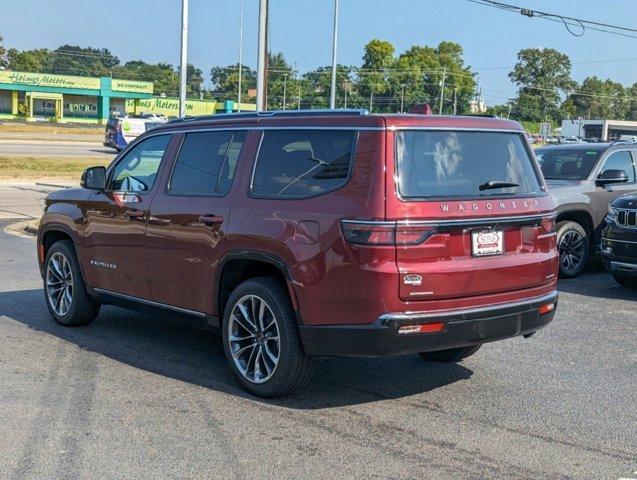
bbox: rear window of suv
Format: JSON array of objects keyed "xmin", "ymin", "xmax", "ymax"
[
  {"xmin": 251, "ymin": 130, "xmax": 356, "ymax": 199},
  {"xmin": 395, "ymin": 130, "xmax": 542, "ymax": 199}
]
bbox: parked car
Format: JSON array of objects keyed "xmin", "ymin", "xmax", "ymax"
[
  {"xmin": 38, "ymin": 110, "xmax": 559, "ymax": 397},
  {"xmin": 559, "ymin": 136, "xmax": 583, "ymax": 144},
  {"xmin": 536, "ymin": 143, "xmax": 637, "ymax": 277},
  {"xmin": 104, "ymin": 114, "xmax": 167, "ymax": 152},
  {"xmin": 602, "ymin": 194, "xmax": 637, "ymax": 288}
]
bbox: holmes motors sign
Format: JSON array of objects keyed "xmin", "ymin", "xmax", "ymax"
[{"xmin": 0, "ymin": 71, "xmax": 100, "ymax": 90}]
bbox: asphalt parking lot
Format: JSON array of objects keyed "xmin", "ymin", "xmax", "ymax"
[{"xmin": 0, "ymin": 190, "xmax": 635, "ymax": 479}]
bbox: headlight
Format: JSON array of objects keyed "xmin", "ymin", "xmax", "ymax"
[{"xmin": 607, "ymin": 205, "xmax": 618, "ymax": 222}]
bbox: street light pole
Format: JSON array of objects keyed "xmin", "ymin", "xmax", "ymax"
[
  {"xmin": 400, "ymin": 84, "xmax": 405, "ymax": 113},
  {"xmin": 179, "ymin": 0, "xmax": 189, "ymax": 118},
  {"xmin": 282, "ymin": 73, "xmax": 288, "ymax": 110},
  {"xmin": 256, "ymin": 0, "xmax": 268, "ymax": 112},
  {"xmin": 329, "ymin": 0, "xmax": 339, "ymax": 109},
  {"xmin": 237, "ymin": 0, "xmax": 244, "ymax": 112}
]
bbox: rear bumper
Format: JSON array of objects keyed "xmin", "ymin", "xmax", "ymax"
[{"xmin": 299, "ymin": 291, "xmax": 558, "ymax": 357}]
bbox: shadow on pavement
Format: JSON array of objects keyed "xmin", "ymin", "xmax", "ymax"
[
  {"xmin": 558, "ymin": 270, "xmax": 637, "ymax": 301},
  {"xmin": 0, "ymin": 288, "xmax": 473, "ymax": 410}
]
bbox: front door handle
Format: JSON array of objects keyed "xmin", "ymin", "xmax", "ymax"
[
  {"xmin": 124, "ymin": 209, "xmax": 145, "ymax": 220},
  {"xmin": 199, "ymin": 214, "xmax": 223, "ymax": 226}
]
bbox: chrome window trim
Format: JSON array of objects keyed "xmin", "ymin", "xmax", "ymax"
[
  {"xmin": 387, "ymin": 126, "xmax": 524, "ymax": 133},
  {"xmin": 94, "ymin": 288, "xmax": 206, "ymax": 317}
]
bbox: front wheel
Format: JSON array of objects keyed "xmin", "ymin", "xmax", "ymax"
[
  {"xmin": 613, "ymin": 274, "xmax": 637, "ymax": 289},
  {"xmin": 222, "ymin": 277, "xmax": 315, "ymax": 397},
  {"xmin": 44, "ymin": 240, "xmax": 100, "ymax": 326},
  {"xmin": 420, "ymin": 344, "xmax": 482, "ymax": 362},
  {"xmin": 557, "ymin": 221, "xmax": 589, "ymax": 278}
]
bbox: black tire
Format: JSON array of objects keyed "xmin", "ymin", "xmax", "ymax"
[
  {"xmin": 613, "ymin": 274, "xmax": 637, "ymax": 289},
  {"xmin": 420, "ymin": 344, "xmax": 482, "ymax": 362},
  {"xmin": 556, "ymin": 220, "xmax": 589, "ymax": 278},
  {"xmin": 43, "ymin": 240, "xmax": 100, "ymax": 326},
  {"xmin": 222, "ymin": 277, "xmax": 315, "ymax": 398}
]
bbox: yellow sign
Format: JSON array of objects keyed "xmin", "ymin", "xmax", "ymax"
[
  {"xmin": 126, "ymin": 97, "xmax": 217, "ymax": 116},
  {"xmin": 0, "ymin": 71, "xmax": 100, "ymax": 90},
  {"xmin": 112, "ymin": 79, "xmax": 153, "ymax": 94}
]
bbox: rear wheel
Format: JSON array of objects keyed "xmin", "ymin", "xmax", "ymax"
[
  {"xmin": 420, "ymin": 344, "xmax": 482, "ymax": 363},
  {"xmin": 222, "ymin": 277, "xmax": 314, "ymax": 397},
  {"xmin": 557, "ymin": 221, "xmax": 589, "ymax": 278},
  {"xmin": 44, "ymin": 240, "xmax": 100, "ymax": 326},
  {"xmin": 613, "ymin": 274, "xmax": 637, "ymax": 289}
]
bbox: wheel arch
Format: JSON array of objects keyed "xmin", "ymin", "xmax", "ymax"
[
  {"xmin": 39, "ymin": 224, "xmax": 84, "ymax": 278},
  {"xmin": 215, "ymin": 251, "xmax": 299, "ymax": 323},
  {"xmin": 556, "ymin": 210, "xmax": 594, "ymax": 242}
]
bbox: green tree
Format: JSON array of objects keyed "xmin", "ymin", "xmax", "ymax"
[
  {"xmin": 6, "ymin": 48, "xmax": 49, "ymax": 72},
  {"xmin": 210, "ymin": 63, "xmax": 257, "ymax": 99},
  {"xmin": 509, "ymin": 48, "xmax": 575, "ymax": 122},
  {"xmin": 358, "ymin": 39, "xmax": 395, "ymax": 110},
  {"xmin": 566, "ymin": 76, "xmax": 628, "ymax": 119},
  {"xmin": 43, "ymin": 45, "xmax": 119, "ymax": 76}
]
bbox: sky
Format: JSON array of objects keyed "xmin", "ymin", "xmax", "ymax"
[{"xmin": 2, "ymin": 0, "xmax": 636, "ymax": 105}]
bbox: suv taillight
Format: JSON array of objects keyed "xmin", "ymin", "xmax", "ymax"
[
  {"xmin": 341, "ymin": 220, "xmax": 436, "ymax": 246},
  {"xmin": 540, "ymin": 215, "xmax": 556, "ymax": 234}
]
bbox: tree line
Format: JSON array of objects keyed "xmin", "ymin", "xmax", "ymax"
[{"xmin": 1, "ymin": 41, "xmax": 636, "ymax": 121}]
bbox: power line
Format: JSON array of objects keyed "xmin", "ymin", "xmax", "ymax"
[{"xmin": 467, "ymin": 0, "xmax": 637, "ymax": 39}]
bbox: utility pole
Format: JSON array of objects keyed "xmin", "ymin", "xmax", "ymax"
[
  {"xmin": 329, "ymin": 0, "xmax": 340, "ymax": 109},
  {"xmin": 237, "ymin": 0, "xmax": 244, "ymax": 112},
  {"xmin": 179, "ymin": 0, "xmax": 189, "ymax": 118},
  {"xmin": 438, "ymin": 67, "xmax": 446, "ymax": 115},
  {"xmin": 400, "ymin": 84, "xmax": 406, "ymax": 113},
  {"xmin": 344, "ymin": 80, "xmax": 349, "ymax": 108},
  {"xmin": 297, "ymin": 81, "xmax": 301, "ymax": 110},
  {"xmin": 369, "ymin": 91, "xmax": 373, "ymax": 113},
  {"xmin": 453, "ymin": 87, "xmax": 458, "ymax": 115},
  {"xmin": 282, "ymin": 73, "xmax": 288, "ymax": 110},
  {"xmin": 256, "ymin": 0, "xmax": 268, "ymax": 112}
]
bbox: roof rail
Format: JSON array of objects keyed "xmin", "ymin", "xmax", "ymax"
[{"xmin": 166, "ymin": 108, "xmax": 370, "ymax": 124}]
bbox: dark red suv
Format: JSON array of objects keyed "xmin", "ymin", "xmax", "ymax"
[{"xmin": 37, "ymin": 110, "xmax": 559, "ymax": 397}]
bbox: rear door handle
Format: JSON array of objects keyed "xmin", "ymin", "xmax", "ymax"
[
  {"xmin": 199, "ymin": 214, "xmax": 223, "ymax": 226},
  {"xmin": 124, "ymin": 209, "xmax": 145, "ymax": 220}
]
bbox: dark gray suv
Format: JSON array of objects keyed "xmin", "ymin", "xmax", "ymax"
[{"xmin": 536, "ymin": 143, "xmax": 637, "ymax": 277}]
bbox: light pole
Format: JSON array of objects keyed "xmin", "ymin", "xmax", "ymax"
[
  {"xmin": 256, "ymin": 0, "xmax": 268, "ymax": 112},
  {"xmin": 453, "ymin": 87, "xmax": 458, "ymax": 115},
  {"xmin": 179, "ymin": 0, "xmax": 189, "ymax": 118},
  {"xmin": 297, "ymin": 80, "xmax": 302, "ymax": 110},
  {"xmin": 400, "ymin": 84, "xmax": 405, "ymax": 113},
  {"xmin": 344, "ymin": 80, "xmax": 349, "ymax": 108},
  {"xmin": 237, "ymin": 0, "xmax": 244, "ymax": 112},
  {"xmin": 329, "ymin": 0, "xmax": 339, "ymax": 109},
  {"xmin": 282, "ymin": 73, "xmax": 288, "ymax": 110}
]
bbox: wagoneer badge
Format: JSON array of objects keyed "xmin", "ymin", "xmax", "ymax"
[{"xmin": 404, "ymin": 274, "xmax": 422, "ymax": 286}]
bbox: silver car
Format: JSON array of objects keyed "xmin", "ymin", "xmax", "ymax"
[{"xmin": 536, "ymin": 143, "xmax": 637, "ymax": 277}]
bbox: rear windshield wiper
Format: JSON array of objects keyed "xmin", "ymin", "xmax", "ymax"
[{"xmin": 478, "ymin": 180, "xmax": 520, "ymax": 191}]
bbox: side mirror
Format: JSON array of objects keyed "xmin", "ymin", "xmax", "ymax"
[
  {"xmin": 597, "ymin": 169, "xmax": 629, "ymax": 186},
  {"xmin": 81, "ymin": 166, "xmax": 106, "ymax": 190}
]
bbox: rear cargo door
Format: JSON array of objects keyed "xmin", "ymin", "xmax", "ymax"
[{"xmin": 390, "ymin": 129, "xmax": 558, "ymax": 301}]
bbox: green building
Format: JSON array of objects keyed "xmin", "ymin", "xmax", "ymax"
[
  {"xmin": 0, "ymin": 70, "xmax": 154, "ymax": 124},
  {"xmin": 0, "ymin": 70, "xmax": 255, "ymax": 123}
]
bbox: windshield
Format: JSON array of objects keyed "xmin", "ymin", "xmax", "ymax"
[
  {"xmin": 535, "ymin": 148, "xmax": 601, "ymax": 180},
  {"xmin": 395, "ymin": 130, "xmax": 542, "ymax": 198}
]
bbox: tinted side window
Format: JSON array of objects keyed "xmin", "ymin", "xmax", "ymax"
[
  {"xmin": 169, "ymin": 130, "xmax": 246, "ymax": 196},
  {"xmin": 600, "ymin": 151, "xmax": 636, "ymax": 183},
  {"xmin": 110, "ymin": 135, "xmax": 171, "ymax": 193},
  {"xmin": 252, "ymin": 130, "xmax": 355, "ymax": 199}
]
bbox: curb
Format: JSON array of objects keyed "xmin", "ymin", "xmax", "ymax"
[{"xmin": 4, "ymin": 218, "xmax": 39, "ymax": 238}]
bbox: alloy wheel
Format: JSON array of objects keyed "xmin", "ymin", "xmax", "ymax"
[
  {"xmin": 46, "ymin": 252, "xmax": 74, "ymax": 316},
  {"xmin": 559, "ymin": 230, "xmax": 586, "ymax": 274},
  {"xmin": 228, "ymin": 294, "xmax": 280, "ymax": 384}
]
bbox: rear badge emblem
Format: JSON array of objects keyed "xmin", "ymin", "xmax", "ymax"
[{"xmin": 404, "ymin": 274, "xmax": 422, "ymax": 286}]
